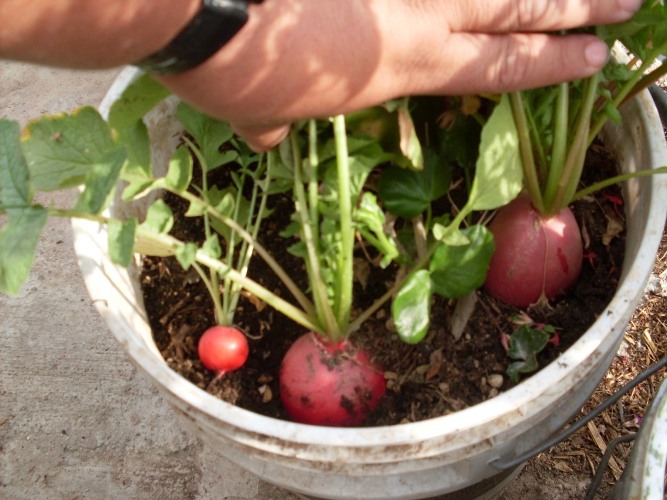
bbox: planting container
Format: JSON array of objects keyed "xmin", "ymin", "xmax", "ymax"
[{"xmin": 72, "ymin": 67, "xmax": 667, "ymax": 499}]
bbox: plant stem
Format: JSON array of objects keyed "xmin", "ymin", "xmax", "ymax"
[
  {"xmin": 291, "ymin": 130, "xmax": 339, "ymax": 337},
  {"xmin": 333, "ymin": 115, "xmax": 354, "ymax": 335},
  {"xmin": 542, "ymin": 82, "xmax": 569, "ymax": 206},
  {"xmin": 549, "ymin": 72, "xmax": 599, "ymax": 212},
  {"xmin": 183, "ymin": 136, "xmax": 225, "ymax": 324},
  {"xmin": 572, "ymin": 166, "xmax": 667, "ymax": 201},
  {"xmin": 137, "ymin": 229, "xmax": 323, "ymax": 333},
  {"xmin": 174, "ymin": 186, "xmax": 317, "ymax": 317},
  {"xmin": 509, "ymin": 92, "xmax": 544, "ymax": 212}
]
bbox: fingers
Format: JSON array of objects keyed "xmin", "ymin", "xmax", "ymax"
[
  {"xmin": 399, "ymin": 32, "xmax": 611, "ymax": 96},
  {"xmin": 443, "ymin": 0, "xmax": 643, "ymax": 32},
  {"xmin": 231, "ymin": 123, "xmax": 291, "ymax": 152}
]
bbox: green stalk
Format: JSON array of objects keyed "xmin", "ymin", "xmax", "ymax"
[
  {"xmin": 509, "ymin": 92, "xmax": 545, "ymax": 212},
  {"xmin": 172, "ymin": 186, "xmax": 317, "ymax": 317},
  {"xmin": 332, "ymin": 115, "xmax": 354, "ymax": 335},
  {"xmin": 542, "ymin": 82, "xmax": 570, "ymax": 208},
  {"xmin": 227, "ymin": 156, "xmax": 269, "ymax": 318},
  {"xmin": 307, "ymin": 120, "xmax": 320, "ymax": 244},
  {"xmin": 290, "ymin": 130, "xmax": 339, "ymax": 337},
  {"xmin": 136, "ymin": 228, "xmax": 322, "ymax": 333},
  {"xmin": 572, "ymin": 166, "xmax": 667, "ymax": 201},
  {"xmin": 549, "ymin": 73, "xmax": 599, "ymax": 212},
  {"xmin": 183, "ymin": 136, "xmax": 225, "ymax": 324}
]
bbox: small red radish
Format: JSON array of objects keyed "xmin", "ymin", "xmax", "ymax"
[
  {"xmin": 198, "ymin": 326, "xmax": 249, "ymax": 375},
  {"xmin": 484, "ymin": 194, "xmax": 583, "ymax": 308},
  {"xmin": 279, "ymin": 332, "xmax": 386, "ymax": 426}
]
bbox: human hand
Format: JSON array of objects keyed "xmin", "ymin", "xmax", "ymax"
[{"xmin": 158, "ymin": 0, "xmax": 643, "ymax": 150}]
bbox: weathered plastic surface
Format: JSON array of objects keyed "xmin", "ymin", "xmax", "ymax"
[{"xmin": 72, "ymin": 67, "xmax": 667, "ymax": 500}]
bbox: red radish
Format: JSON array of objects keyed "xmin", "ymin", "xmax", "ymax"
[
  {"xmin": 198, "ymin": 326, "xmax": 249, "ymax": 374},
  {"xmin": 484, "ymin": 194, "xmax": 583, "ymax": 308},
  {"xmin": 279, "ymin": 332, "xmax": 386, "ymax": 426}
]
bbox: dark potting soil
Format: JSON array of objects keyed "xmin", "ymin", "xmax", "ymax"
[{"xmin": 140, "ymin": 139, "xmax": 625, "ymax": 426}]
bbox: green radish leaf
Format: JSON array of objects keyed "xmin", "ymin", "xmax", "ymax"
[
  {"xmin": 108, "ymin": 73, "xmax": 171, "ymax": 129},
  {"xmin": 107, "ymin": 218, "xmax": 137, "ymax": 267},
  {"xmin": 393, "ymin": 269, "xmax": 432, "ymax": 344},
  {"xmin": 467, "ymin": 95, "xmax": 523, "ymax": 211},
  {"xmin": 107, "ymin": 74, "xmax": 170, "ymax": 176},
  {"xmin": 355, "ymin": 192, "xmax": 399, "ymax": 267},
  {"xmin": 184, "ymin": 199, "xmax": 207, "ymax": 217},
  {"xmin": 429, "ymin": 225, "xmax": 494, "ymax": 299},
  {"xmin": 432, "ymin": 223, "xmax": 470, "ymax": 246},
  {"xmin": 175, "ymin": 242, "xmax": 198, "ymax": 270},
  {"xmin": 141, "ymin": 199, "xmax": 174, "ymax": 234},
  {"xmin": 378, "ymin": 149, "xmax": 451, "ymax": 218},
  {"xmin": 23, "ymin": 107, "xmax": 116, "ymax": 191},
  {"xmin": 202, "ymin": 234, "xmax": 222, "ymax": 259},
  {"xmin": 0, "ymin": 207, "xmax": 48, "ymax": 295},
  {"xmin": 0, "ymin": 120, "xmax": 31, "ymax": 208},
  {"xmin": 74, "ymin": 148, "xmax": 126, "ymax": 214},
  {"xmin": 176, "ymin": 102, "xmax": 235, "ymax": 170},
  {"xmin": 163, "ymin": 146, "xmax": 193, "ymax": 191},
  {"xmin": 116, "ymin": 120, "xmax": 151, "ymax": 176},
  {"xmin": 122, "ymin": 179, "xmax": 155, "ymax": 201},
  {"xmin": 506, "ymin": 325, "xmax": 551, "ymax": 383}
]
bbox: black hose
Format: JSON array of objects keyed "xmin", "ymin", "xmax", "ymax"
[
  {"xmin": 583, "ymin": 433, "xmax": 637, "ymax": 500},
  {"xmin": 649, "ymin": 84, "xmax": 667, "ymax": 128},
  {"xmin": 491, "ymin": 357, "xmax": 667, "ymax": 470}
]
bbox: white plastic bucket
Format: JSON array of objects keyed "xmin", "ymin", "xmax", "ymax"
[{"xmin": 72, "ymin": 67, "xmax": 667, "ymax": 499}]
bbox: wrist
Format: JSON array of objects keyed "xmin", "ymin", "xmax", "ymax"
[
  {"xmin": 0, "ymin": 0, "xmax": 201, "ymax": 68},
  {"xmin": 137, "ymin": 1, "xmax": 263, "ymax": 75}
]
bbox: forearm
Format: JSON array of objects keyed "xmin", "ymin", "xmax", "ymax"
[{"xmin": 0, "ymin": 0, "xmax": 199, "ymax": 68}]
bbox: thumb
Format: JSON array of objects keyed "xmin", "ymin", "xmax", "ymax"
[{"xmin": 231, "ymin": 123, "xmax": 291, "ymax": 152}]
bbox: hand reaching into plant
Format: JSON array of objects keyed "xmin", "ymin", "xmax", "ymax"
[
  {"xmin": 158, "ymin": 0, "xmax": 642, "ymax": 150},
  {"xmin": 0, "ymin": 0, "xmax": 642, "ymax": 151}
]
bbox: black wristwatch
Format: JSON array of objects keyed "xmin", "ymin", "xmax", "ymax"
[{"xmin": 136, "ymin": 0, "xmax": 263, "ymax": 75}]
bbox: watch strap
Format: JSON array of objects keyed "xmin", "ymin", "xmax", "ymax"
[{"xmin": 136, "ymin": 0, "xmax": 261, "ymax": 75}]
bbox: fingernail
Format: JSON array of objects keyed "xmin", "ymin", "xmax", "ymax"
[
  {"xmin": 617, "ymin": 0, "xmax": 642, "ymax": 15},
  {"xmin": 585, "ymin": 40, "xmax": 609, "ymax": 68}
]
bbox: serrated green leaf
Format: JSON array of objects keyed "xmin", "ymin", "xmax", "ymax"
[
  {"xmin": 506, "ymin": 325, "xmax": 551, "ymax": 382},
  {"xmin": 355, "ymin": 192, "xmax": 399, "ymax": 266},
  {"xmin": 108, "ymin": 73, "xmax": 171, "ymax": 130},
  {"xmin": 0, "ymin": 207, "xmax": 48, "ymax": 295},
  {"xmin": 432, "ymin": 223, "xmax": 470, "ymax": 246},
  {"xmin": 393, "ymin": 269, "xmax": 432, "ymax": 344},
  {"xmin": 107, "ymin": 218, "xmax": 137, "ymax": 267},
  {"xmin": 74, "ymin": 148, "xmax": 126, "ymax": 214},
  {"xmin": 468, "ymin": 95, "xmax": 523, "ymax": 211},
  {"xmin": 141, "ymin": 199, "xmax": 174, "ymax": 234},
  {"xmin": 164, "ymin": 146, "xmax": 193, "ymax": 191},
  {"xmin": 378, "ymin": 150, "xmax": 451, "ymax": 218},
  {"xmin": 115, "ymin": 119, "xmax": 151, "ymax": 176},
  {"xmin": 175, "ymin": 242, "xmax": 198, "ymax": 270},
  {"xmin": 430, "ymin": 225, "xmax": 494, "ymax": 299},
  {"xmin": 202, "ymin": 234, "xmax": 222, "ymax": 259},
  {"xmin": 0, "ymin": 120, "xmax": 31, "ymax": 208},
  {"xmin": 122, "ymin": 179, "xmax": 155, "ymax": 201},
  {"xmin": 22, "ymin": 107, "xmax": 115, "ymax": 191},
  {"xmin": 184, "ymin": 199, "xmax": 207, "ymax": 217},
  {"xmin": 176, "ymin": 102, "xmax": 235, "ymax": 170}
]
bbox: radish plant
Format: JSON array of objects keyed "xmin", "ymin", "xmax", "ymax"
[{"xmin": 485, "ymin": 0, "xmax": 667, "ymax": 308}]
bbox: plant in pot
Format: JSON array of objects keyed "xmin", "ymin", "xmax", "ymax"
[{"xmin": 1, "ymin": 2, "xmax": 666, "ymax": 497}]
